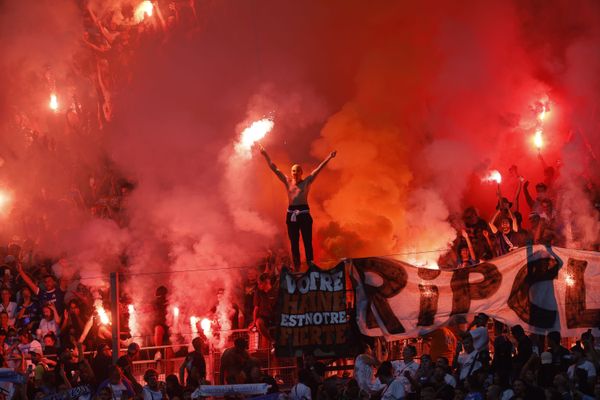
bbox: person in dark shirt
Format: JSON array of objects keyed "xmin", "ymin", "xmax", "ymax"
[
  {"xmin": 510, "ymin": 325, "xmax": 532, "ymax": 377},
  {"xmin": 252, "ymin": 273, "xmax": 277, "ymax": 343},
  {"xmin": 15, "ymin": 287, "xmax": 40, "ymax": 329},
  {"xmin": 178, "ymin": 337, "xmax": 206, "ymax": 388},
  {"xmin": 547, "ymin": 331, "xmax": 571, "ymax": 373},
  {"xmin": 117, "ymin": 342, "xmax": 141, "ymax": 392},
  {"xmin": 18, "ymin": 263, "xmax": 65, "ymax": 315},
  {"xmin": 92, "ymin": 343, "xmax": 113, "ymax": 385},
  {"xmin": 462, "ymin": 207, "xmax": 493, "ymax": 260},
  {"xmin": 219, "ymin": 338, "xmax": 250, "ymax": 384},
  {"xmin": 489, "ymin": 208, "xmax": 519, "ymax": 256}
]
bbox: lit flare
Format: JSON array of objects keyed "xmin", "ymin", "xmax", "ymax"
[
  {"xmin": 200, "ymin": 318, "xmax": 212, "ymax": 337},
  {"xmin": 49, "ymin": 93, "xmax": 59, "ymax": 111},
  {"xmin": 234, "ymin": 118, "xmax": 274, "ymax": 158},
  {"xmin": 95, "ymin": 301, "xmax": 110, "ymax": 325},
  {"xmin": 533, "ymin": 129, "xmax": 543, "ymax": 151},
  {"xmin": 0, "ymin": 190, "xmax": 12, "ymax": 215},
  {"xmin": 482, "ymin": 170, "xmax": 502, "ymax": 184},
  {"xmin": 134, "ymin": 1, "xmax": 154, "ymax": 23}
]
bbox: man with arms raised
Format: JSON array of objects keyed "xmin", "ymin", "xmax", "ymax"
[{"xmin": 260, "ymin": 145, "xmax": 336, "ymax": 270}]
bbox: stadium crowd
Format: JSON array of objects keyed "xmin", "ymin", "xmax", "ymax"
[{"xmin": 1, "ymin": 0, "xmax": 600, "ymax": 400}]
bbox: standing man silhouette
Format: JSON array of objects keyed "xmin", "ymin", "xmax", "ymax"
[{"xmin": 260, "ymin": 145, "xmax": 336, "ymax": 270}]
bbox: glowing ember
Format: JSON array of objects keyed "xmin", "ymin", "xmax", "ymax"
[
  {"xmin": 234, "ymin": 118, "xmax": 274, "ymax": 158},
  {"xmin": 533, "ymin": 129, "xmax": 544, "ymax": 150},
  {"xmin": 49, "ymin": 93, "xmax": 59, "ymax": 111},
  {"xmin": 95, "ymin": 302, "xmax": 110, "ymax": 325},
  {"xmin": 134, "ymin": 1, "xmax": 154, "ymax": 23},
  {"xmin": 482, "ymin": 170, "xmax": 502, "ymax": 184},
  {"xmin": 173, "ymin": 306, "xmax": 179, "ymax": 318},
  {"xmin": 564, "ymin": 273, "xmax": 575, "ymax": 287}
]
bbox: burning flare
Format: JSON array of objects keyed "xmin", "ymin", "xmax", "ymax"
[
  {"xmin": 533, "ymin": 129, "xmax": 544, "ymax": 151},
  {"xmin": 190, "ymin": 316, "xmax": 198, "ymax": 335},
  {"xmin": 234, "ymin": 118, "xmax": 274, "ymax": 159},
  {"xmin": 200, "ymin": 318, "xmax": 212, "ymax": 337},
  {"xmin": 134, "ymin": 1, "xmax": 154, "ymax": 23},
  {"xmin": 49, "ymin": 93, "xmax": 58, "ymax": 111},
  {"xmin": 95, "ymin": 300, "xmax": 110, "ymax": 325},
  {"xmin": 0, "ymin": 190, "xmax": 12, "ymax": 215},
  {"xmin": 128, "ymin": 304, "xmax": 140, "ymax": 343},
  {"xmin": 482, "ymin": 170, "xmax": 502, "ymax": 184},
  {"xmin": 173, "ymin": 306, "xmax": 179, "ymax": 319}
]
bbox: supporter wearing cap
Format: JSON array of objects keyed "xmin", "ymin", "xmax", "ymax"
[{"xmin": 117, "ymin": 342, "xmax": 141, "ymax": 392}]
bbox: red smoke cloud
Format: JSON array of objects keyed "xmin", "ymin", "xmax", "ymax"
[{"xmin": 0, "ymin": 0, "xmax": 599, "ymax": 330}]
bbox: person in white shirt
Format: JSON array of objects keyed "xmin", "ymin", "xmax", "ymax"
[
  {"xmin": 467, "ymin": 313, "xmax": 489, "ymax": 353},
  {"xmin": 354, "ymin": 344, "xmax": 385, "ymax": 395},
  {"xmin": 391, "ymin": 345, "xmax": 419, "ymax": 395},
  {"xmin": 142, "ymin": 368, "xmax": 166, "ymax": 400},
  {"xmin": 375, "ymin": 361, "xmax": 406, "ymax": 400},
  {"xmin": 38, "ymin": 305, "xmax": 61, "ymax": 339},
  {"xmin": 455, "ymin": 334, "xmax": 482, "ymax": 383},
  {"xmin": 568, "ymin": 346, "xmax": 596, "ymax": 387},
  {"xmin": 290, "ymin": 369, "xmax": 313, "ymax": 400}
]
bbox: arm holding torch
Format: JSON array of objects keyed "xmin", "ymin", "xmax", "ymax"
[
  {"xmin": 259, "ymin": 145, "xmax": 287, "ymax": 185},
  {"xmin": 309, "ymin": 151, "xmax": 337, "ymax": 182}
]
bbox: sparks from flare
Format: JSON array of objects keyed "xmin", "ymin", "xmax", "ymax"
[
  {"xmin": 200, "ymin": 318, "xmax": 212, "ymax": 337},
  {"xmin": 482, "ymin": 170, "xmax": 502, "ymax": 185},
  {"xmin": 234, "ymin": 118, "xmax": 274, "ymax": 159},
  {"xmin": 134, "ymin": 1, "xmax": 154, "ymax": 23},
  {"xmin": 190, "ymin": 316, "xmax": 198, "ymax": 335},
  {"xmin": 49, "ymin": 93, "xmax": 59, "ymax": 111},
  {"xmin": 96, "ymin": 302, "xmax": 110, "ymax": 325},
  {"xmin": 128, "ymin": 304, "xmax": 140, "ymax": 343}
]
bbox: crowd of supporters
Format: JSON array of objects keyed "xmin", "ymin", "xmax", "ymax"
[{"xmin": 2, "ymin": 1, "xmax": 600, "ymax": 400}]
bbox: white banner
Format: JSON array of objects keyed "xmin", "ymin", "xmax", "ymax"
[
  {"xmin": 352, "ymin": 245, "xmax": 600, "ymax": 338},
  {"xmin": 192, "ymin": 384, "xmax": 271, "ymax": 398}
]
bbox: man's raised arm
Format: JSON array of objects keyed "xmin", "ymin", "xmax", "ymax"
[
  {"xmin": 309, "ymin": 151, "xmax": 337, "ymax": 181},
  {"xmin": 259, "ymin": 145, "xmax": 287, "ymax": 185},
  {"xmin": 17, "ymin": 262, "xmax": 40, "ymax": 295}
]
